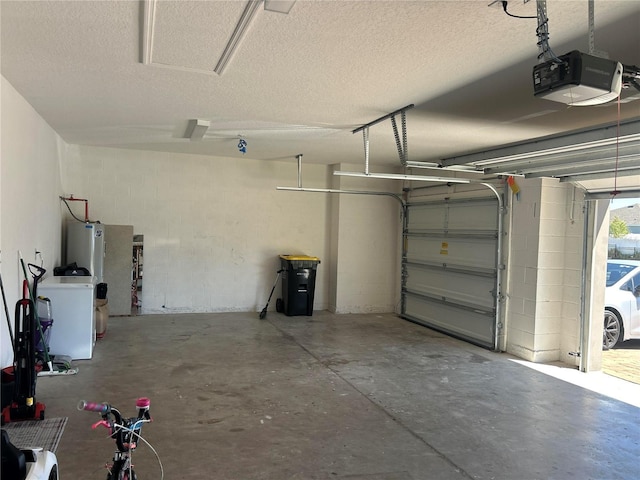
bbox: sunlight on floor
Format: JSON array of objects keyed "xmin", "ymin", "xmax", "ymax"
[{"xmin": 509, "ymin": 359, "xmax": 640, "ymax": 409}]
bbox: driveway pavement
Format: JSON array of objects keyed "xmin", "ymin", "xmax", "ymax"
[{"xmin": 602, "ymin": 339, "xmax": 640, "ymax": 384}]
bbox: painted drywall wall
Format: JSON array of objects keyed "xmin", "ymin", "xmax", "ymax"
[
  {"xmin": 1, "ymin": 76, "xmax": 64, "ymax": 368},
  {"xmin": 329, "ymin": 165, "xmax": 402, "ymax": 313}
]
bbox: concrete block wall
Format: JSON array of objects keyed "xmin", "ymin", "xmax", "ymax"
[
  {"xmin": 505, "ymin": 178, "xmax": 584, "ymax": 363},
  {"xmin": 504, "ymin": 179, "xmax": 542, "ymax": 360},
  {"xmin": 536, "ymin": 180, "xmax": 583, "ymax": 363},
  {"xmin": 556, "ymin": 189, "xmax": 585, "ymax": 363},
  {"xmin": 62, "ymin": 145, "xmax": 334, "ymax": 314}
]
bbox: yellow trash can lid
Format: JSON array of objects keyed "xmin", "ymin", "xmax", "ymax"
[{"xmin": 280, "ymin": 254, "xmax": 321, "ymax": 263}]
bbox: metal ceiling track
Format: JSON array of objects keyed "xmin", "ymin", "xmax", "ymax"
[
  {"xmin": 276, "ymin": 154, "xmax": 405, "ymax": 206},
  {"xmin": 586, "ymin": 189, "xmax": 640, "ymax": 200},
  {"xmin": 440, "ymin": 118, "xmax": 640, "ymax": 182},
  {"xmin": 352, "ymin": 104, "xmax": 414, "ymax": 171},
  {"xmin": 340, "ymin": 104, "xmax": 483, "ymax": 180}
]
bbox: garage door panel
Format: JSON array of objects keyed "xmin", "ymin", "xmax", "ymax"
[
  {"xmin": 406, "ymin": 236, "xmax": 496, "ymax": 270},
  {"xmin": 404, "ymin": 294, "xmax": 494, "ymax": 348},
  {"xmin": 407, "ymin": 204, "xmax": 447, "ymax": 229},
  {"xmin": 405, "ymin": 264, "xmax": 495, "ymax": 310},
  {"xmin": 402, "ymin": 196, "xmax": 500, "ymax": 348},
  {"xmin": 447, "ymin": 201, "xmax": 497, "ymax": 230}
]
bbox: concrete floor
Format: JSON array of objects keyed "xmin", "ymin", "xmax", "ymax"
[{"xmin": 35, "ymin": 311, "xmax": 640, "ymax": 480}]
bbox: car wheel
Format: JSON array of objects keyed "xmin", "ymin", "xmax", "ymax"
[
  {"xmin": 48, "ymin": 465, "xmax": 58, "ymax": 480},
  {"xmin": 603, "ymin": 309, "xmax": 623, "ymax": 350}
]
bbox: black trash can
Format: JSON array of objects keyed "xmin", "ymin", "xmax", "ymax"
[{"xmin": 279, "ymin": 255, "xmax": 320, "ymax": 316}]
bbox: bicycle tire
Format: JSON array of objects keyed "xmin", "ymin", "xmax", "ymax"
[
  {"xmin": 107, "ymin": 460, "xmax": 124, "ymax": 480},
  {"xmin": 119, "ymin": 468, "xmax": 137, "ymax": 480},
  {"xmin": 112, "ymin": 466, "xmax": 137, "ymax": 480}
]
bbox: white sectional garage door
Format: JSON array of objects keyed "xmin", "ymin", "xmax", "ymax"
[{"xmin": 402, "ymin": 194, "xmax": 500, "ymax": 348}]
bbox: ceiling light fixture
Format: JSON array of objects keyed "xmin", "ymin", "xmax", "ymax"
[
  {"xmin": 184, "ymin": 119, "xmax": 210, "ymax": 141},
  {"xmin": 264, "ymin": 0, "xmax": 297, "ymax": 14},
  {"xmin": 333, "ymin": 171, "xmax": 471, "ymax": 184}
]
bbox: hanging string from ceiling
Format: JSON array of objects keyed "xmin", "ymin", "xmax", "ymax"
[{"xmin": 611, "ymin": 94, "xmax": 622, "ymax": 198}]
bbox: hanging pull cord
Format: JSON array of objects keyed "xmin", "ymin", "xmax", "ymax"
[{"xmin": 612, "ymin": 94, "xmax": 621, "ymax": 197}]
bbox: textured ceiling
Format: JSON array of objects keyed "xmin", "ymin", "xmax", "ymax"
[{"xmin": 1, "ymin": 0, "xmax": 639, "ymax": 170}]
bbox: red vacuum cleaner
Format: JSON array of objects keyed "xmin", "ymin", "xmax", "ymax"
[{"xmin": 1, "ymin": 265, "xmax": 46, "ymax": 424}]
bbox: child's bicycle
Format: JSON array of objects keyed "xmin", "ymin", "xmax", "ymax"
[{"xmin": 78, "ymin": 398, "xmax": 162, "ymax": 480}]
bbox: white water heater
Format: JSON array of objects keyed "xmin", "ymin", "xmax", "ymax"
[{"xmin": 65, "ymin": 222, "xmax": 105, "ymax": 283}]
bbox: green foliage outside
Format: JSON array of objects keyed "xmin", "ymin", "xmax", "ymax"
[{"xmin": 609, "ymin": 216, "xmax": 629, "ymax": 238}]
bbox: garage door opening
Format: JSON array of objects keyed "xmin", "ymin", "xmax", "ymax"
[{"xmin": 603, "ymin": 198, "xmax": 640, "ymax": 384}]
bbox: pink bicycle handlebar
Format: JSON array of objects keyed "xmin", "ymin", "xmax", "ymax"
[
  {"xmin": 77, "ymin": 400, "xmax": 110, "ymax": 414},
  {"xmin": 79, "ymin": 398, "xmax": 150, "ymax": 414}
]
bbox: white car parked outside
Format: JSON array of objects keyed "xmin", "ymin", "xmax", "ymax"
[{"xmin": 604, "ymin": 259, "xmax": 640, "ymax": 349}]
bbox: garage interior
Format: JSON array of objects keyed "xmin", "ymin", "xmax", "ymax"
[{"xmin": 1, "ymin": 1, "xmax": 639, "ymax": 479}]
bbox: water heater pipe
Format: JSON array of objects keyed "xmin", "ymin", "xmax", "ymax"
[{"xmin": 61, "ymin": 195, "xmax": 89, "ymax": 222}]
